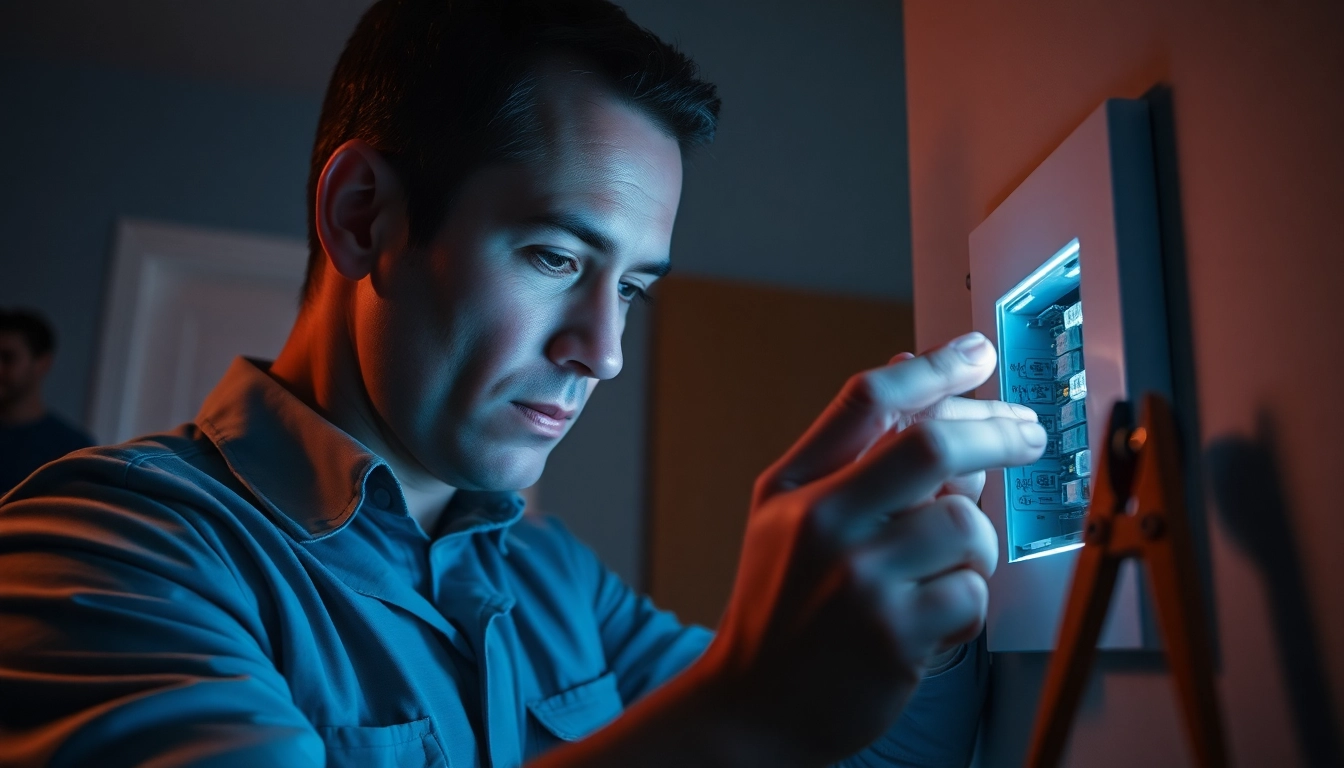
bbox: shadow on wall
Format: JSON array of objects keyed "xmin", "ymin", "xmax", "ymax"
[
  {"xmin": 1206, "ymin": 413, "xmax": 1343, "ymax": 766},
  {"xmin": 1143, "ymin": 83, "xmax": 1217, "ymax": 663}
]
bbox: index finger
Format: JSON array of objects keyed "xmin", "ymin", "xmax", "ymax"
[
  {"xmin": 816, "ymin": 416, "xmax": 1047, "ymax": 538},
  {"xmin": 759, "ymin": 332, "xmax": 1000, "ymax": 499}
]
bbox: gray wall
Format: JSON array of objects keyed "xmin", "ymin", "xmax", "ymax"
[
  {"xmin": 0, "ymin": 0, "xmax": 911, "ymax": 590},
  {"xmin": 0, "ymin": 56, "xmax": 320, "ymax": 428},
  {"xmin": 620, "ymin": 0, "xmax": 912, "ymax": 299}
]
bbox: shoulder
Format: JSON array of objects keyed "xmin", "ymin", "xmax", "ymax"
[
  {"xmin": 0, "ymin": 425, "xmax": 245, "ymax": 566},
  {"xmin": 0, "ymin": 424, "xmax": 281, "ymax": 621},
  {"xmin": 6, "ymin": 423, "xmax": 212, "ymax": 500}
]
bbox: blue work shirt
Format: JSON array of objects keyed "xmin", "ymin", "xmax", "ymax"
[{"xmin": 0, "ymin": 357, "xmax": 986, "ymax": 767}]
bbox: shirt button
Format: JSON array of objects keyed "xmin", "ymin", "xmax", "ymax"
[{"xmin": 372, "ymin": 487, "xmax": 392, "ymax": 509}]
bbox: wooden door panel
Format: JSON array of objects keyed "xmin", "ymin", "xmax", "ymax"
[{"xmin": 646, "ymin": 276, "xmax": 914, "ymax": 627}]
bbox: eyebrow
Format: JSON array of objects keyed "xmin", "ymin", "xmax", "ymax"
[{"xmin": 525, "ymin": 212, "xmax": 672, "ymax": 279}]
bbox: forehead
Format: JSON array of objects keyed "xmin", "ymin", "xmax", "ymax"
[
  {"xmin": 531, "ymin": 70, "xmax": 682, "ymax": 186},
  {"xmin": 446, "ymin": 71, "xmax": 683, "ymax": 260}
]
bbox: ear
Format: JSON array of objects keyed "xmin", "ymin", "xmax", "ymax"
[{"xmin": 314, "ymin": 139, "xmax": 409, "ymax": 284}]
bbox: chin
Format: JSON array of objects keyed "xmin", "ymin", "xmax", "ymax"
[{"xmin": 447, "ymin": 444, "xmax": 550, "ymax": 493}]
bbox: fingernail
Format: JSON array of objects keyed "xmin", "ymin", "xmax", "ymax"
[
  {"xmin": 1010, "ymin": 404, "xmax": 1038, "ymax": 421},
  {"xmin": 1018, "ymin": 421, "xmax": 1047, "ymax": 447},
  {"xmin": 950, "ymin": 332, "xmax": 993, "ymax": 364}
]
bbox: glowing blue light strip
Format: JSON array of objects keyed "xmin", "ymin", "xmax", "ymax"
[
  {"xmin": 996, "ymin": 238, "xmax": 1081, "ymax": 311},
  {"xmin": 1012, "ymin": 541, "xmax": 1085, "ymax": 563}
]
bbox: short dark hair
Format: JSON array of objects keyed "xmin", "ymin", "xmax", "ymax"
[
  {"xmin": 302, "ymin": 0, "xmax": 721, "ymax": 304},
  {"xmin": 0, "ymin": 309, "xmax": 56, "ymax": 358}
]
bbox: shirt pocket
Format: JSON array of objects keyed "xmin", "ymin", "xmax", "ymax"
[
  {"xmin": 317, "ymin": 716, "xmax": 450, "ymax": 768},
  {"xmin": 526, "ymin": 670, "xmax": 625, "ymax": 753}
]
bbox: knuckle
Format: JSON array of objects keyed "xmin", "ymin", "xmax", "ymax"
[
  {"xmin": 940, "ymin": 494, "xmax": 980, "ymax": 537},
  {"xmin": 995, "ymin": 416, "xmax": 1026, "ymax": 452},
  {"xmin": 941, "ymin": 495, "xmax": 996, "ymax": 575},
  {"xmin": 751, "ymin": 470, "xmax": 781, "ymax": 505},
  {"xmin": 924, "ymin": 347, "xmax": 962, "ymax": 380},
  {"xmin": 793, "ymin": 487, "xmax": 847, "ymax": 547},
  {"xmin": 841, "ymin": 370, "xmax": 884, "ymax": 410},
  {"xmin": 901, "ymin": 421, "xmax": 950, "ymax": 474},
  {"xmin": 963, "ymin": 573, "xmax": 990, "ymax": 617},
  {"xmin": 942, "ymin": 502, "xmax": 979, "ymax": 566},
  {"xmin": 841, "ymin": 551, "xmax": 880, "ymax": 595},
  {"xmin": 957, "ymin": 571, "xmax": 989, "ymax": 615},
  {"xmin": 927, "ymin": 570, "xmax": 987, "ymax": 618},
  {"xmin": 916, "ymin": 399, "xmax": 949, "ymax": 422}
]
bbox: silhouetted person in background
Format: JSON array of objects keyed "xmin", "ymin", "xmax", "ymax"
[{"xmin": 0, "ymin": 309, "xmax": 93, "ymax": 494}]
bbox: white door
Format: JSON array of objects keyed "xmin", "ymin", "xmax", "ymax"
[{"xmin": 90, "ymin": 219, "xmax": 307, "ymax": 445}]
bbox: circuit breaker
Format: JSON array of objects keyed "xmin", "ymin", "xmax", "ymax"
[
  {"xmin": 997, "ymin": 245, "xmax": 1091, "ymax": 562},
  {"xmin": 970, "ymin": 99, "xmax": 1172, "ymax": 652}
]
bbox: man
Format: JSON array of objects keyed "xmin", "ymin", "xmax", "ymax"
[
  {"xmin": 0, "ymin": 1, "xmax": 1047, "ymax": 766},
  {"xmin": 0, "ymin": 308, "xmax": 93, "ymax": 494}
]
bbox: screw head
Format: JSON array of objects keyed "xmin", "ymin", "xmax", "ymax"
[
  {"xmin": 1085, "ymin": 517, "xmax": 1110, "ymax": 545},
  {"xmin": 1128, "ymin": 427, "xmax": 1148, "ymax": 453}
]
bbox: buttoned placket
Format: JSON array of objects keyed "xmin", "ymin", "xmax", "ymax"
[{"xmin": 429, "ymin": 493, "xmax": 528, "ymax": 768}]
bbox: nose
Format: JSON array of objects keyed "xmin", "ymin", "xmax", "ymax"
[{"xmin": 546, "ymin": 284, "xmax": 625, "ymax": 381}]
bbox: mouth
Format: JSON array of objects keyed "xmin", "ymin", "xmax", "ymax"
[
  {"xmin": 514, "ymin": 401, "xmax": 576, "ymax": 421},
  {"xmin": 511, "ymin": 401, "xmax": 576, "ymax": 437}
]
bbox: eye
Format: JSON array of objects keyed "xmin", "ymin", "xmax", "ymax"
[
  {"xmin": 618, "ymin": 281, "xmax": 652, "ymax": 304},
  {"xmin": 532, "ymin": 249, "xmax": 578, "ymax": 275}
]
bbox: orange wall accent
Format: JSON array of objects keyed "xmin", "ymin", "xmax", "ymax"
[{"xmin": 905, "ymin": 2, "xmax": 1343, "ymax": 765}]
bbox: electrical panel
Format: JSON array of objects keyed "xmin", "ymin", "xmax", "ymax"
[
  {"xmin": 970, "ymin": 99, "xmax": 1172, "ymax": 652},
  {"xmin": 997, "ymin": 247, "xmax": 1092, "ymax": 563}
]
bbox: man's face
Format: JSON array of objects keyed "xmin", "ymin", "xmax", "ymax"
[
  {"xmin": 0, "ymin": 332, "xmax": 46, "ymax": 407},
  {"xmin": 355, "ymin": 75, "xmax": 683, "ymax": 491}
]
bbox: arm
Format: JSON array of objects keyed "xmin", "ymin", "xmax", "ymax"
[
  {"xmin": 0, "ymin": 458, "xmax": 323, "ymax": 767},
  {"xmin": 554, "ymin": 523, "xmax": 988, "ymax": 767},
  {"xmin": 531, "ymin": 335, "xmax": 1034, "ymax": 767}
]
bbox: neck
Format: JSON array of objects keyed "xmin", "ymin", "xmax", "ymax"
[
  {"xmin": 0, "ymin": 389, "xmax": 45, "ymax": 427},
  {"xmin": 269, "ymin": 294, "xmax": 456, "ymax": 533}
]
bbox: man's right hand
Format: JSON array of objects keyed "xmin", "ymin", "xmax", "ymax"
[
  {"xmin": 532, "ymin": 331, "xmax": 1045, "ymax": 768},
  {"xmin": 699, "ymin": 331, "xmax": 1045, "ymax": 764}
]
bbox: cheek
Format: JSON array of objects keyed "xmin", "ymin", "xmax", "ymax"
[{"xmin": 437, "ymin": 273, "xmax": 559, "ymax": 402}]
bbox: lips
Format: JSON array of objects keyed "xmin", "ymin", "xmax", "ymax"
[{"xmin": 514, "ymin": 402, "xmax": 576, "ymax": 421}]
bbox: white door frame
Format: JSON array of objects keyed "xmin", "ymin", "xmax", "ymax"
[{"xmin": 89, "ymin": 218, "xmax": 308, "ymax": 445}]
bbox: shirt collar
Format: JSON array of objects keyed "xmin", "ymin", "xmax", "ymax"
[{"xmin": 195, "ymin": 357, "xmax": 524, "ymax": 545}]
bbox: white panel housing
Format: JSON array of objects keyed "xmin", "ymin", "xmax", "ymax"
[{"xmin": 970, "ymin": 99, "xmax": 1170, "ymax": 652}]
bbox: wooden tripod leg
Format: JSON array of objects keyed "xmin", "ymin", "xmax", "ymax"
[
  {"xmin": 1138, "ymin": 394, "xmax": 1228, "ymax": 767},
  {"xmin": 1143, "ymin": 533, "xmax": 1228, "ymax": 767},
  {"xmin": 1027, "ymin": 542, "xmax": 1121, "ymax": 768}
]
